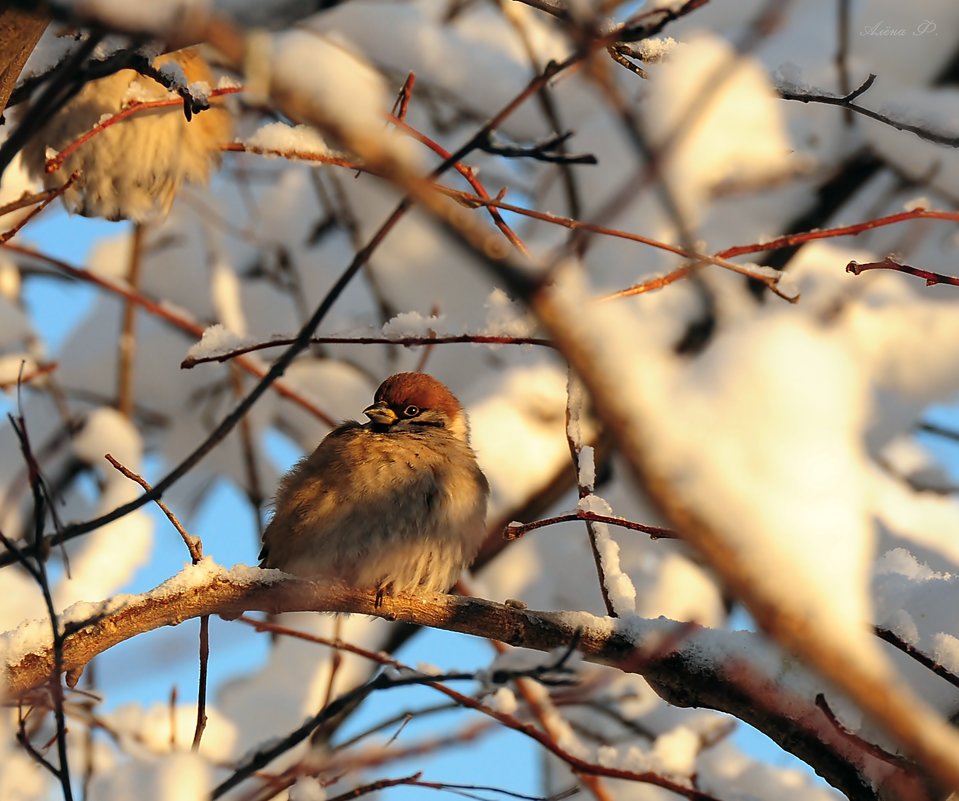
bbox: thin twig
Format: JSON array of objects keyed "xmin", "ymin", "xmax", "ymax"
[
  {"xmin": 392, "ymin": 72, "xmax": 416, "ymax": 122},
  {"xmin": 388, "ymin": 114, "xmax": 529, "ymax": 256},
  {"xmin": 780, "ymin": 73, "xmax": 959, "ymax": 148},
  {"xmin": 103, "ymin": 453, "xmax": 202, "ymax": 562},
  {"xmin": 101, "ymin": 448, "xmax": 212, "ymax": 750},
  {"xmin": 0, "ymin": 184, "xmax": 78, "ymax": 219},
  {"xmin": 6, "ymin": 409, "xmax": 74, "ymax": 801},
  {"xmin": 230, "ymin": 367, "xmax": 266, "ymax": 524},
  {"xmin": 504, "ymin": 511, "xmax": 676, "ymax": 540},
  {"xmin": 80, "ymin": 662, "xmax": 97, "ymax": 801},
  {"xmin": 815, "ymin": 694, "xmax": 912, "ymax": 768},
  {"xmin": 917, "ymin": 421, "xmax": 959, "ymax": 444},
  {"xmin": 874, "ymin": 627, "xmax": 959, "ymax": 692},
  {"xmin": 192, "ymin": 616, "xmax": 210, "ymax": 751},
  {"xmin": 0, "ymin": 173, "xmax": 80, "ymax": 244},
  {"xmin": 181, "ymin": 333, "xmax": 552, "ymax": 368},
  {"xmin": 413, "ymin": 304, "xmax": 441, "ymax": 374},
  {"xmin": 169, "ymin": 686, "xmax": 178, "ymax": 749},
  {"xmin": 44, "ymin": 87, "xmax": 243, "ymax": 174},
  {"xmin": 325, "ymin": 773, "xmax": 423, "ymax": 801},
  {"xmin": 439, "ymin": 190, "xmax": 791, "ymax": 299},
  {"xmin": 230, "ymin": 616, "xmax": 716, "ymax": 801},
  {"xmin": 476, "ymin": 130, "xmax": 597, "ymax": 165},
  {"xmin": 227, "ymin": 122, "xmax": 788, "ymax": 299},
  {"xmin": 719, "ymin": 206, "xmax": 959, "ymax": 259},
  {"xmin": 607, "ymin": 46, "xmax": 648, "ymax": 79},
  {"xmin": 846, "ymin": 256, "xmax": 959, "ymax": 287},
  {"xmin": 16, "ymin": 703, "xmax": 62, "ymax": 778},
  {"xmin": 498, "ymin": 0, "xmax": 586, "ymax": 244}
]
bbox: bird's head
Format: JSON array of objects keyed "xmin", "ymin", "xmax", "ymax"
[{"xmin": 364, "ymin": 372, "xmax": 470, "ymax": 442}]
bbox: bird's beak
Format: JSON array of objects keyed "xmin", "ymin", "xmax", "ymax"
[{"xmin": 364, "ymin": 401, "xmax": 397, "ymax": 425}]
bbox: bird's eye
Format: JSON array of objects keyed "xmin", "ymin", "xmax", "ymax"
[{"xmin": 403, "ymin": 405, "xmax": 421, "ymax": 418}]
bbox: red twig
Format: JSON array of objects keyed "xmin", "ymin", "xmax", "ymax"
[
  {"xmin": 0, "ymin": 186, "xmax": 78, "ymax": 219},
  {"xmin": 45, "ymin": 87, "xmax": 243, "ymax": 174},
  {"xmin": 388, "ymin": 113, "xmax": 529, "ymax": 256},
  {"xmin": 226, "ymin": 117, "xmax": 790, "ymax": 299},
  {"xmin": 846, "ymin": 256, "xmax": 959, "ymax": 287},
  {"xmin": 0, "ymin": 173, "xmax": 80, "ymax": 244},
  {"xmin": 236, "ymin": 617, "xmax": 717, "ymax": 800},
  {"xmin": 0, "ymin": 242, "xmax": 336, "ymax": 426},
  {"xmin": 718, "ymin": 208, "xmax": 959, "ymax": 260},
  {"xmin": 441, "ymin": 190, "xmax": 790, "ymax": 299},
  {"xmin": 393, "ymin": 72, "xmax": 416, "ymax": 121}
]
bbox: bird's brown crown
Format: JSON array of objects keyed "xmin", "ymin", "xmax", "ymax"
[{"xmin": 373, "ymin": 372, "xmax": 463, "ymax": 422}]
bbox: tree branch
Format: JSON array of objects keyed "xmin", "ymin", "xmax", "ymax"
[{"xmin": 0, "ymin": 565, "xmax": 936, "ymax": 800}]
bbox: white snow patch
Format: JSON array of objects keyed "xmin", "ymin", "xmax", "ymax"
[
  {"xmin": 290, "ymin": 777, "xmax": 327, "ymax": 801},
  {"xmin": 186, "ymin": 323, "xmax": 254, "ymax": 361},
  {"xmin": 883, "ymin": 609, "xmax": 919, "ymax": 647},
  {"xmin": 578, "ymin": 494, "xmax": 637, "ymax": 615},
  {"xmin": 483, "ymin": 288, "xmax": 536, "ymax": 338},
  {"xmin": 89, "ymin": 752, "xmax": 211, "ymax": 801},
  {"xmin": 381, "ymin": 311, "xmax": 444, "ymax": 337},
  {"xmin": 0, "ymin": 258, "xmax": 20, "ymax": 301},
  {"xmin": 72, "ymin": 407, "xmax": 142, "ymax": 471},
  {"xmin": 245, "ymin": 122, "xmax": 331, "ymax": 157},
  {"xmin": 577, "ymin": 445, "xmax": 596, "ymax": 489},
  {"xmin": 485, "ymin": 687, "xmax": 518, "ymax": 715},
  {"xmin": 268, "ymin": 31, "xmax": 413, "ymax": 163},
  {"xmin": 932, "ymin": 633, "xmax": 959, "ymax": 674},
  {"xmin": 211, "ymin": 260, "xmax": 247, "ymax": 337},
  {"xmin": 645, "ymin": 32, "xmax": 793, "ymax": 220},
  {"xmin": 634, "ymin": 37, "xmax": 678, "ymax": 62},
  {"xmin": 187, "ymin": 80, "xmax": 211, "ymax": 104},
  {"xmin": 106, "ymin": 702, "xmax": 237, "ymax": 760},
  {"xmin": 651, "ymin": 725, "xmax": 700, "ymax": 777}
]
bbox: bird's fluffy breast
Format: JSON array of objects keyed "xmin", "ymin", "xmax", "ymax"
[{"xmin": 262, "ymin": 422, "xmax": 489, "ymax": 593}]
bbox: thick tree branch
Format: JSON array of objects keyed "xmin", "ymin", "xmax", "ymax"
[
  {"xmin": 0, "ymin": 564, "xmax": 936, "ymax": 800},
  {"xmin": 0, "ymin": 8, "xmax": 47, "ymax": 116}
]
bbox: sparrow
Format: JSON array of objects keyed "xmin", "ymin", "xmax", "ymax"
[
  {"xmin": 259, "ymin": 372, "xmax": 490, "ymax": 598},
  {"xmin": 19, "ymin": 47, "xmax": 231, "ymax": 221}
]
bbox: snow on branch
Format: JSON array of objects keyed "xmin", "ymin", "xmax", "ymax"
[{"xmin": 0, "ymin": 560, "xmax": 933, "ymax": 798}]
